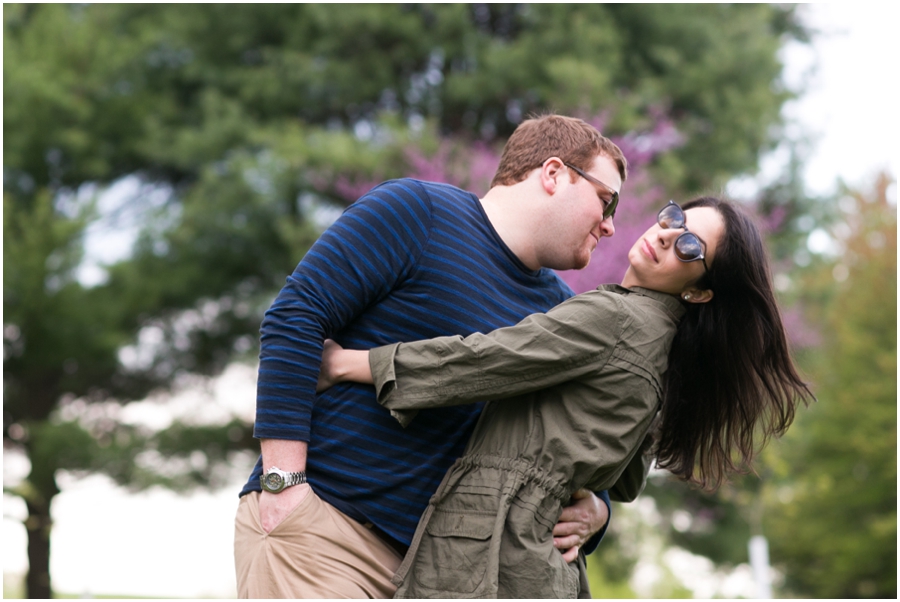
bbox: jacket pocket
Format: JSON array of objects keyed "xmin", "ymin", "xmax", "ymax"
[{"xmin": 411, "ymin": 509, "xmax": 496, "ymax": 594}]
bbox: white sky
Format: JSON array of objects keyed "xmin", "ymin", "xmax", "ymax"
[
  {"xmin": 724, "ymin": 3, "xmax": 899, "ymax": 203},
  {"xmin": 778, "ymin": 3, "xmax": 898, "ymax": 197},
  {"xmin": 3, "ymin": 4, "xmax": 898, "ymax": 598}
]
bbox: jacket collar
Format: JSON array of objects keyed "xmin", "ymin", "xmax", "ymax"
[{"xmin": 596, "ymin": 284, "xmax": 686, "ymax": 320}]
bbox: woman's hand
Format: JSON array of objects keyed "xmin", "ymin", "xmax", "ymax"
[
  {"xmin": 317, "ymin": 339, "xmax": 346, "ymax": 392},
  {"xmin": 317, "ymin": 339, "xmax": 374, "ymax": 392}
]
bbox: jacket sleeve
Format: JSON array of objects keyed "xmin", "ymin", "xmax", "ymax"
[
  {"xmin": 254, "ymin": 180, "xmax": 432, "ymax": 441},
  {"xmin": 608, "ymin": 432, "xmax": 654, "ymax": 502},
  {"xmin": 370, "ymin": 290, "xmax": 625, "ymax": 424}
]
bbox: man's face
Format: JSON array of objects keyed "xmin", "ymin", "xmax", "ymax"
[{"xmin": 542, "ymin": 155, "xmax": 622, "ymax": 270}]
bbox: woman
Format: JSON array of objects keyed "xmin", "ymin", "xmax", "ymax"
[{"xmin": 318, "ymin": 197, "xmax": 813, "ymax": 598}]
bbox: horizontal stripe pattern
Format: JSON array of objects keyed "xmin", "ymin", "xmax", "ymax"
[{"xmin": 241, "ymin": 179, "xmax": 573, "ymax": 545}]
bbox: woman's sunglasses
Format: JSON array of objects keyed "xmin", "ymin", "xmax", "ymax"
[{"xmin": 657, "ymin": 201, "xmax": 709, "ymax": 273}]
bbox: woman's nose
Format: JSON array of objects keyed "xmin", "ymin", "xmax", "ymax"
[{"xmin": 657, "ymin": 226, "xmax": 682, "ymax": 246}]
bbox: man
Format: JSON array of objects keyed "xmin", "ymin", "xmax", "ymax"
[{"xmin": 234, "ymin": 114, "xmax": 627, "ymax": 598}]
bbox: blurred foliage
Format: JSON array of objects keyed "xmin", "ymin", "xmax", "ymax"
[
  {"xmin": 586, "ymin": 496, "xmax": 696, "ymax": 598},
  {"xmin": 763, "ymin": 174, "xmax": 897, "ymax": 598},
  {"xmin": 584, "ymin": 527, "xmax": 641, "ymax": 598},
  {"xmin": 20, "ymin": 416, "xmax": 257, "ymax": 493},
  {"xmin": 4, "ymin": 3, "xmax": 806, "ymax": 196},
  {"xmin": 640, "ymin": 474, "xmax": 755, "ymax": 566},
  {"xmin": 4, "ymin": 3, "xmax": 813, "ymax": 598}
]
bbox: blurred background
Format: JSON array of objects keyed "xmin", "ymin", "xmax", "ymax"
[{"xmin": 3, "ymin": 4, "xmax": 895, "ymax": 599}]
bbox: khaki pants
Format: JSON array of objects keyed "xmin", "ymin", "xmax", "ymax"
[{"xmin": 234, "ymin": 490, "xmax": 402, "ymax": 598}]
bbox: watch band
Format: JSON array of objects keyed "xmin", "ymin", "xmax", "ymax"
[
  {"xmin": 281, "ymin": 471, "xmax": 307, "ymax": 487},
  {"xmin": 260, "ymin": 467, "xmax": 307, "ymax": 493}
]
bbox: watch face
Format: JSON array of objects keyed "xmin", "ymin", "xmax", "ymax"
[{"xmin": 263, "ymin": 472, "xmax": 284, "ymax": 491}]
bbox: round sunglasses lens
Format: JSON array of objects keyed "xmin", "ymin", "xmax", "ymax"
[
  {"xmin": 658, "ymin": 204, "xmax": 684, "ymax": 229},
  {"xmin": 675, "ymin": 234, "xmax": 702, "ymax": 261}
]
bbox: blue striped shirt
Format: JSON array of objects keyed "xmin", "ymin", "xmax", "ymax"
[{"xmin": 240, "ymin": 179, "xmax": 575, "ymax": 546}]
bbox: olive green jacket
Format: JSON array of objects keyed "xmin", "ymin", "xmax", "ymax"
[{"xmin": 369, "ymin": 285, "xmax": 685, "ymax": 599}]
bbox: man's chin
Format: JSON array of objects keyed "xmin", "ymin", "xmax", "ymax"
[
  {"xmin": 571, "ymin": 255, "xmax": 591, "ymax": 271},
  {"xmin": 552, "ymin": 251, "xmax": 592, "ymax": 272}
]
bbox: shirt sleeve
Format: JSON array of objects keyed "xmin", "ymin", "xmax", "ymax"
[
  {"xmin": 254, "ymin": 180, "xmax": 433, "ymax": 441},
  {"xmin": 369, "ymin": 290, "xmax": 625, "ymax": 423}
]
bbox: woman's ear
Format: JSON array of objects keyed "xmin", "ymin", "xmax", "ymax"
[{"xmin": 681, "ymin": 287, "xmax": 714, "ymax": 304}]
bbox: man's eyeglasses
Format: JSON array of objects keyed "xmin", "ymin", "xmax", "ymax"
[
  {"xmin": 657, "ymin": 201, "xmax": 709, "ymax": 273},
  {"xmin": 564, "ymin": 162, "xmax": 619, "ymax": 220}
]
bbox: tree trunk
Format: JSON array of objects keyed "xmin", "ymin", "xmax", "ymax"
[{"xmin": 24, "ymin": 488, "xmax": 56, "ymax": 599}]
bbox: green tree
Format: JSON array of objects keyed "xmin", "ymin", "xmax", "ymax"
[
  {"xmin": 4, "ymin": 4, "xmax": 810, "ymax": 597},
  {"xmin": 3, "ymin": 188, "xmax": 260, "ymax": 598},
  {"xmin": 764, "ymin": 174, "xmax": 897, "ymax": 598},
  {"xmin": 5, "ymin": 4, "xmax": 807, "ymax": 196}
]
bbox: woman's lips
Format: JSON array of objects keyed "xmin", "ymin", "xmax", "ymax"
[{"xmin": 642, "ymin": 238, "xmax": 658, "ymax": 262}]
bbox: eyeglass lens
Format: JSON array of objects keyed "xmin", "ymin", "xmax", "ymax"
[
  {"xmin": 657, "ymin": 203, "xmax": 684, "ymax": 229},
  {"xmin": 674, "ymin": 233, "xmax": 703, "ymax": 261},
  {"xmin": 564, "ymin": 162, "xmax": 618, "ymax": 219},
  {"xmin": 603, "ymin": 194, "xmax": 618, "ymax": 220},
  {"xmin": 658, "ymin": 202, "xmax": 703, "ymax": 261}
]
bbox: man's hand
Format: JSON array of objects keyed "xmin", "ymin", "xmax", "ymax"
[
  {"xmin": 258, "ymin": 483, "xmax": 312, "ymax": 533},
  {"xmin": 258, "ymin": 439, "xmax": 309, "ymax": 533},
  {"xmin": 552, "ymin": 489, "xmax": 609, "ymax": 563}
]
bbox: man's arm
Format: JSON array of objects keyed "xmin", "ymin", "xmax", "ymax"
[
  {"xmin": 258, "ymin": 439, "xmax": 309, "ymax": 533},
  {"xmin": 254, "ymin": 180, "xmax": 432, "ymax": 529}
]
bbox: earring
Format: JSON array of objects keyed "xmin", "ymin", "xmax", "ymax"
[{"xmin": 683, "ymin": 294, "xmax": 691, "ymax": 301}]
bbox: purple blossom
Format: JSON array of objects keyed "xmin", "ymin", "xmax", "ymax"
[
  {"xmin": 759, "ymin": 205, "xmax": 788, "ymax": 234},
  {"xmin": 317, "ymin": 112, "xmax": 821, "ymax": 347},
  {"xmin": 612, "ymin": 116, "xmax": 686, "ymax": 168},
  {"xmin": 555, "ymin": 175, "xmax": 667, "ymax": 293},
  {"xmin": 333, "ymin": 174, "xmax": 384, "ymax": 203},
  {"xmin": 404, "ymin": 144, "xmax": 453, "ymax": 184},
  {"xmin": 557, "ymin": 115, "xmax": 685, "ymax": 293},
  {"xmin": 780, "ymin": 305, "xmax": 822, "ymax": 349},
  {"xmin": 403, "ymin": 140, "xmax": 500, "ymax": 196},
  {"xmin": 580, "ymin": 111, "xmax": 610, "ymax": 135}
]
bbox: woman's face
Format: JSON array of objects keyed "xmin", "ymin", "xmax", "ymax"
[{"xmin": 622, "ymin": 206, "xmax": 725, "ymax": 297}]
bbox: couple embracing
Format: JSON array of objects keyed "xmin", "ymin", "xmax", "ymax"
[{"xmin": 233, "ymin": 115, "xmax": 811, "ymax": 598}]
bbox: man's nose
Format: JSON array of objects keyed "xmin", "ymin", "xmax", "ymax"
[{"xmin": 599, "ymin": 216, "xmax": 615, "ymax": 238}]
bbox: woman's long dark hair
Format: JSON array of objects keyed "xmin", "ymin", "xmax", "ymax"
[{"xmin": 655, "ymin": 197, "xmax": 814, "ymax": 490}]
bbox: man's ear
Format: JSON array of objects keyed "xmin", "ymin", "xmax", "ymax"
[
  {"xmin": 681, "ymin": 286, "xmax": 714, "ymax": 304},
  {"xmin": 540, "ymin": 157, "xmax": 566, "ymax": 195}
]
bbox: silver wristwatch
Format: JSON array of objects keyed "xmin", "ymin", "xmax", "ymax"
[{"xmin": 260, "ymin": 466, "xmax": 307, "ymax": 493}]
